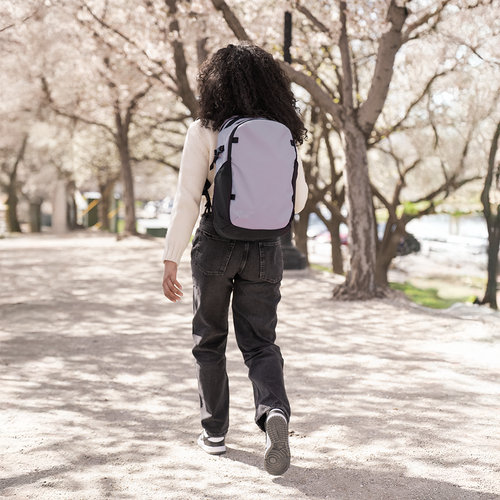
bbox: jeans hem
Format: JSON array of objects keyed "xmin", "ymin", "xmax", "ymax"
[
  {"xmin": 255, "ymin": 406, "xmax": 290, "ymax": 432},
  {"xmin": 203, "ymin": 430, "xmax": 228, "ymax": 438}
]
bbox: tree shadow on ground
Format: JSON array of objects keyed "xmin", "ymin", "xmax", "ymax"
[
  {"xmin": 224, "ymin": 448, "xmax": 498, "ymax": 500},
  {"xmin": 0, "ymin": 234, "xmax": 498, "ymax": 499}
]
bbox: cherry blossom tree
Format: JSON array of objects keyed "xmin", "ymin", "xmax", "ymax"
[
  {"xmin": 208, "ymin": 0, "xmax": 495, "ymax": 299},
  {"xmin": 0, "ymin": 2, "xmax": 47, "ymax": 233},
  {"xmin": 48, "ymin": 0, "xmax": 211, "ymax": 233},
  {"xmin": 36, "ymin": 2, "xmax": 157, "ymax": 233}
]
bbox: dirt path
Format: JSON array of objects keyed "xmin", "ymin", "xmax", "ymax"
[{"xmin": 1, "ymin": 232, "xmax": 499, "ymax": 500}]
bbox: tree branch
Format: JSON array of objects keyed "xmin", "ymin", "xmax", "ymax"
[
  {"xmin": 401, "ymin": 0, "xmax": 452, "ymax": 44},
  {"xmin": 339, "ymin": 2, "xmax": 354, "ymax": 113},
  {"xmin": 209, "ymin": 0, "xmax": 343, "ymax": 129},
  {"xmin": 165, "ymin": 0, "xmax": 199, "ymax": 117},
  {"xmin": 125, "ymin": 84, "xmax": 152, "ymax": 132},
  {"xmin": 481, "ymin": 120, "xmax": 500, "ymax": 221},
  {"xmin": 210, "ymin": 0, "xmax": 251, "ymax": 41},
  {"xmin": 278, "ymin": 61, "xmax": 344, "ymax": 129},
  {"xmin": 357, "ymin": 0, "xmax": 408, "ymax": 137},
  {"xmin": 371, "ymin": 184, "xmax": 395, "ymax": 216},
  {"xmin": 295, "ymin": 3, "xmax": 333, "ymax": 37},
  {"xmin": 0, "ymin": 4, "xmax": 42, "ymax": 33},
  {"xmin": 11, "ymin": 134, "xmax": 29, "ymax": 178},
  {"xmin": 322, "ymin": 199, "xmax": 347, "ymax": 224},
  {"xmin": 413, "ymin": 172, "xmax": 481, "ymax": 205},
  {"xmin": 131, "ymin": 155, "xmax": 179, "ymax": 171},
  {"xmin": 80, "ymin": 0, "xmax": 198, "ymax": 117},
  {"xmin": 41, "ymin": 76, "xmax": 116, "ymax": 137},
  {"xmin": 377, "ymin": 67, "xmax": 454, "ymax": 144},
  {"xmin": 81, "ymin": 1, "xmax": 144, "ymax": 53},
  {"xmin": 322, "ymin": 121, "xmax": 342, "ymax": 188}
]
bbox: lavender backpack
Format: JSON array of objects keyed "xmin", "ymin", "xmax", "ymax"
[{"xmin": 202, "ymin": 117, "xmax": 298, "ymax": 241}]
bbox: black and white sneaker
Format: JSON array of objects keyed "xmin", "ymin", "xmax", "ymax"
[
  {"xmin": 197, "ymin": 430, "xmax": 226, "ymax": 455},
  {"xmin": 264, "ymin": 409, "xmax": 290, "ymax": 475}
]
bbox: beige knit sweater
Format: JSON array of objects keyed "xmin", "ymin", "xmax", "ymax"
[{"xmin": 162, "ymin": 120, "xmax": 309, "ymax": 264}]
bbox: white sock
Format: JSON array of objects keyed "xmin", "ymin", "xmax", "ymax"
[
  {"xmin": 204, "ymin": 430, "xmax": 224, "ymax": 442},
  {"xmin": 268, "ymin": 409, "xmax": 287, "ymax": 421}
]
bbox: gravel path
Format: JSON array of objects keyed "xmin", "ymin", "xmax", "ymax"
[{"xmin": 1, "ymin": 232, "xmax": 499, "ymax": 500}]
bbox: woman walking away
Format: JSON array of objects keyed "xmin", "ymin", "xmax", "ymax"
[{"xmin": 162, "ymin": 42, "xmax": 308, "ymax": 476}]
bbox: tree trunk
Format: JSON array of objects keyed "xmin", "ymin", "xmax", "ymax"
[
  {"xmin": 211, "ymin": 0, "xmax": 408, "ymax": 297},
  {"xmin": 293, "ymin": 212, "xmax": 309, "ymax": 263},
  {"xmin": 480, "ymin": 121, "xmax": 500, "ymax": 309},
  {"xmin": 5, "ymin": 134, "xmax": 28, "ymax": 233},
  {"xmin": 98, "ymin": 182, "xmax": 114, "ymax": 231},
  {"xmin": 6, "ymin": 182, "xmax": 22, "ymax": 233},
  {"xmin": 52, "ymin": 179, "xmax": 69, "ymax": 233},
  {"xmin": 333, "ymin": 123, "xmax": 386, "ymax": 299},
  {"xmin": 29, "ymin": 201, "xmax": 42, "ymax": 233},
  {"xmin": 376, "ymin": 229, "xmax": 403, "ymax": 286},
  {"xmin": 67, "ymin": 188, "xmax": 77, "ymax": 230},
  {"xmin": 328, "ymin": 218, "xmax": 344, "ymax": 276},
  {"xmin": 118, "ymin": 142, "xmax": 136, "ymax": 234},
  {"xmin": 115, "ymin": 118, "xmax": 136, "ymax": 234},
  {"xmin": 293, "ymin": 206, "xmax": 312, "ymax": 264},
  {"xmin": 481, "ymin": 212, "xmax": 500, "ymax": 309},
  {"xmin": 197, "ymin": 37, "xmax": 209, "ymax": 67}
]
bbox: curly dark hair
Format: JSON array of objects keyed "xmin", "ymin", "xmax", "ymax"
[{"xmin": 197, "ymin": 43, "xmax": 307, "ymax": 145}]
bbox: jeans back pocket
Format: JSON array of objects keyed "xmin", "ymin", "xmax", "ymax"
[
  {"xmin": 192, "ymin": 229, "xmax": 235, "ymax": 276},
  {"xmin": 258, "ymin": 240, "xmax": 283, "ymax": 283}
]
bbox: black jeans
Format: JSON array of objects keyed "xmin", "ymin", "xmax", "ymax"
[{"xmin": 191, "ymin": 215, "xmax": 290, "ymax": 437}]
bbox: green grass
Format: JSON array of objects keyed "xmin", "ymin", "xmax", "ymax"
[
  {"xmin": 308, "ymin": 264, "xmax": 476, "ymax": 309},
  {"xmin": 117, "ymin": 219, "xmax": 125, "ymax": 233},
  {"xmin": 310, "ymin": 263, "xmax": 333, "ymax": 273},
  {"xmin": 389, "ymin": 282, "xmax": 475, "ymax": 309}
]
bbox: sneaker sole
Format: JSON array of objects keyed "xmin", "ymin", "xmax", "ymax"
[
  {"xmin": 197, "ymin": 434, "xmax": 226, "ymax": 455},
  {"xmin": 264, "ymin": 414, "xmax": 290, "ymax": 475}
]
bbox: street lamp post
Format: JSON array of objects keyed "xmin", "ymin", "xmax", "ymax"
[
  {"xmin": 284, "ymin": 11, "xmax": 292, "ymax": 64},
  {"xmin": 281, "ymin": 10, "xmax": 307, "ymax": 270}
]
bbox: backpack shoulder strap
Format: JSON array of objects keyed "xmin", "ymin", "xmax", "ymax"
[{"xmin": 202, "ymin": 179, "xmax": 212, "ymax": 215}]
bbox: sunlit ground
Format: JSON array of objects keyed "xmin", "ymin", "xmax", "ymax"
[{"xmin": 0, "ymin": 231, "xmax": 498, "ymax": 500}]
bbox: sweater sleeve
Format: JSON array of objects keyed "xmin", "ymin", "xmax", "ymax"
[
  {"xmin": 294, "ymin": 155, "xmax": 308, "ymax": 214},
  {"xmin": 162, "ymin": 121, "xmax": 216, "ymax": 264}
]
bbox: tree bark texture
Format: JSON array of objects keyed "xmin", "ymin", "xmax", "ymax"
[
  {"xmin": 114, "ymin": 84, "xmax": 147, "ymax": 235},
  {"xmin": 480, "ymin": 120, "xmax": 500, "ymax": 309},
  {"xmin": 116, "ymin": 131, "xmax": 136, "ymax": 234},
  {"xmin": 6, "ymin": 183, "xmax": 22, "ymax": 233},
  {"xmin": 29, "ymin": 201, "xmax": 42, "ymax": 233},
  {"xmin": 98, "ymin": 182, "xmax": 114, "ymax": 231},
  {"xmin": 483, "ymin": 223, "xmax": 500, "ymax": 309},
  {"xmin": 166, "ymin": 0, "xmax": 199, "ymax": 117},
  {"xmin": 486, "ymin": 230, "xmax": 500, "ymax": 312},
  {"xmin": 293, "ymin": 203, "xmax": 314, "ymax": 264},
  {"xmin": 313, "ymin": 208, "xmax": 345, "ymax": 275},
  {"xmin": 375, "ymin": 224, "xmax": 404, "ymax": 286},
  {"xmin": 333, "ymin": 122, "xmax": 386, "ymax": 298},
  {"xmin": 332, "ymin": 3, "xmax": 389, "ymax": 299},
  {"xmin": 357, "ymin": 1, "xmax": 407, "ymax": 136},
  {"xmin": 328, "ymin": 218, "xmax": 344, "ymax": 276},
  {"xmin": 67, "ymin": 188, "xmax": 77, "ymax": 230},
  {"xmin": 197, "ymin": 37, "xmax": 209, "ymax": 67},
  {"xmin": 52, "ymin": 179, "xmax": 69, "ymax": 234},
  {"xmin": 210, "ymin": 0, "xmax": 251, "ymax": 41},
  {"xmin": 5, "ymin": 135, "xmax": 28, "ymax": 233}
]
